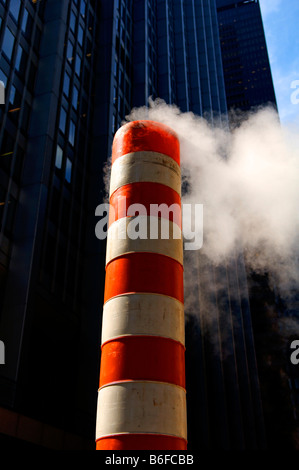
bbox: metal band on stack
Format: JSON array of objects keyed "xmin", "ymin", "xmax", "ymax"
[{"xmin": 96, "ymin": 120, "xmax": 187, "ymax": 450}]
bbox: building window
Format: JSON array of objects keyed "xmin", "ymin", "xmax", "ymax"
[
  {"xmin": 67, "ymin": 40, "xmax": 74, "ymax": 63},
  {"xmin": 15, "ymin": 45, "xmax": 27, "ymax": 74},
  {"xmin": 9, "ymin": 85, "xmax": 16, "ymax": 104},
  {"xmin": 65, "ymin": 158, "xmax": 72, "ymax": 183},
  {"xmin": 70, "ymin": 10, "xmax": 76, "ymax": 32},
  {"xmin": 2, "ymin": 27, "xmax": 15, "ymax": 61},
  {"xmin": 80, "ymin": 0, "xmax": 86, "ymax": 18},
  {"xmin": 9, "ymin": 0, "xmax": 21, "ymax": 22},
  {"xmin": 55, "ymin": 144, "xmax": 63, "ymax": 169},
  {"xmin": 21, "ymin": 8, "xmax": 33, "ymax": 39},
  {"xmin": 59, "ymin": 107, "xmax": 67, "ymax": 134},
  {"xmin": 72, "ymin": 85, "xmax": 79, "ymax": 109},
  {"xmin": 0, "ymin": 68, "xmax": 8, "ymax": 87},
  {"xmin": 78, "ymin": 25, "xmax": 84, "ymax": 46},
  {"xmin": 75, "ymin": 54, "xmax": 81, "ymax": 76},
  {"xmin": 68, "ymin": 120, "xmax": 76, "ymax": 146},
  {"xmin": 63, "ymin": 71, "xmax": 70, "ymax": 97},
  {"xmin": 21, "ymin": 8, "xmax": 29, "ymax": 32}
]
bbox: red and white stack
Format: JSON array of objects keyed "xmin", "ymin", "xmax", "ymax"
[{"xmin": 95, "ymin": 120, "xmax": 187, "ymax": 450}]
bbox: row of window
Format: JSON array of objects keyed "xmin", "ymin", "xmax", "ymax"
[
  {"xmin": 112, "ymin": 1, "xmax": 133, "ymax": 133},
  {"xmin": 0, "ymin": 1, "xmax": 42, "ymax": 244},
  {"xmin": 53, "ymin": 0, "xmax": 93, "ymax": 184},
  {"xmin": 42, "ymin": 0, "xmax": 96, "ymax": 301},
  {"xmin": 55, "ymin": 144, "xmax": 72, "ymax": 184}
]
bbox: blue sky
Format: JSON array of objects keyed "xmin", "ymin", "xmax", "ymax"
[{"xmin": 259, "ymin": 0, "xmax": 299, "ymax": 125}]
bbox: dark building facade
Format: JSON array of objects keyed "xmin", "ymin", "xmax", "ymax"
[
  {"xmin": 216, "ymin": 0, "xmax": 277, "ymax": 112},
  {"xmin": 216, "ymin": 0, "xmax": 299, "ymax": 449},
  {"xmin": 0, "ymin": 0, "xmax": 104, "ymax": 449},
  {"xmin": 0, "ymin": 0, "xmax": 291, "ymax": 451}
]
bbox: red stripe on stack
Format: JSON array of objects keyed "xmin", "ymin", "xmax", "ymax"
[
  {"xmin": 111, "ymin": 120, "xmax": 180, "ymax": 164},
  {"xmin": 104, "ymin": 252, "xmax": 184, "ymax": 304},
  {"xmin": 100, "ymin": 336, "xmax": 186, "ymax": 388},
  {"xmin": 97, "ymin": 434, "xmax": 187, "ymax": 451},
  {"xmin": 109, "ymin": 182, "xmax": 182, "ymax": 228}
]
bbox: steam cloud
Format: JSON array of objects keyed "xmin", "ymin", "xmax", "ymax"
[{"xmin": 104, "ymin": 98, "xmax": 299, "ymax": 336}]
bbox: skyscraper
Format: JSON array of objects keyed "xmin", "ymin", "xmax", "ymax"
[
  {"xmin": 0, "ymin": 0, "xmax": 284, "ymax": 450},
  {"xmin": 0, "ymin": 0, "xmax": 103, "ymax": 449},
  {"xmin": 216, "ymin": 0, "xmax": 299, "ymax": 449},
  {"xmin": 216, "ymin": 0, "xmax": 277, "ymax": 112}
]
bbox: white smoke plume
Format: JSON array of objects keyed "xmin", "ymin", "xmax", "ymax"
[{"xmin": 121, "ymin": 99, "xmax": 299, "ymax": 309}]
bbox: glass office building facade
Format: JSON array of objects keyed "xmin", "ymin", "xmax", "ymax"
[
  {"xmin": 0, "ymin": 0, "xmax": 289, "ymax": 450},
  {"xmin": 0, "ymin": 0, "xmax": 103, "ymax": 449},
  {"xmin": 216, "ymin": 0, "xmax": 299, "ymax": 448},
  {"xmin": 216, "ymin": 0, "xmax": 277, "ymax": 112}
]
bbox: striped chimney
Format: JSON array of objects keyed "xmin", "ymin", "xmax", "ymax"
[{"xmin": 95, "ymin": 120, "xmax": 187, "ymax": 450}]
